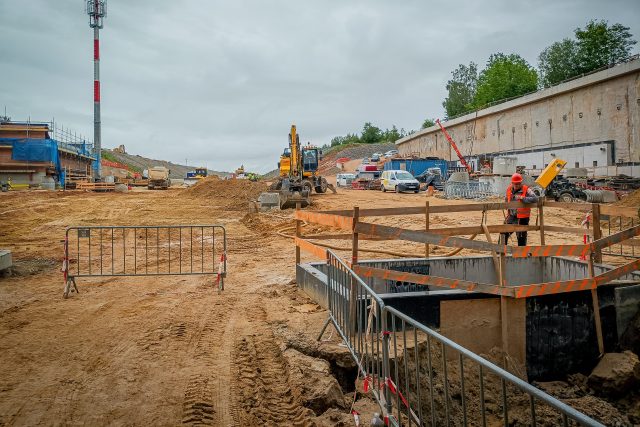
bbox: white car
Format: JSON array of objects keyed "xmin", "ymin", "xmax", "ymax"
[
  {"xmin": 383, "ymin": 150, "xmax": 399, "ymax": 158},
  {"xmin": 380, "ymin": 170, "xmax": 420, "ymax": 193},
  {"xmin": 336, "ymin": 173, "xmax": 356, "ymax": 187}
]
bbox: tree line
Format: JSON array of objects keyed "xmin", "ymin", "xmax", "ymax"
[
  {"xmin": 329, "ymin": 123, "xmax": 411, "ymax": 147},
  {"xmin": 328, "ymin": 19, "xmax": 636, "ymax": 147},
  {"xmin": 442, "ymin": 19, "xmax": 636, "ymax": 119}
]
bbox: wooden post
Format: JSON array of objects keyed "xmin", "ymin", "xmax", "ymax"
[
  {"xmin": 349, "ymin": 207, "xmax": 360, "ymax": 333},
  {"xmin": 295, "ymin": 202, "xmax": 301, "ymax": 265},
  {"xmin": 351, "ymin": 207, "xmax": 360, "ymax": 264},
  {"xmin": 538, "ymin": 200, "xmax": 545, "ymax": 246},
  {"xmin": 588, "ymin": 252, "xmax": 605, "ymax": 356},
  {"xmin": 592, "ymin": 203, "xmax": 602, "ymax": 263},
  {"xmin": 499, "ymin": 250, "xmax": 509, "ymax": 366},
  {"xmin": 425, "ymin": 201, "xmax": 430, "ymax": 258}
]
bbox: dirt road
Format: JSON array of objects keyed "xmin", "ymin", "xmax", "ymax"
[{"xmin": 0, "ymin": 182, "xmax": 622, "ymax": 425}]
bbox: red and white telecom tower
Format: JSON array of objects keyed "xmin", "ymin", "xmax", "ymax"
[{"xmin": 87, "ymin": 0, "xmax": 106, "ymax": 180}]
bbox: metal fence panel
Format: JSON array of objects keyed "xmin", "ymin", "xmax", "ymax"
[
  {"xmin": 444, "ymin": 181, "xmax": 494, "ymax": 200},
  {"xmin": 63, "ymin": 225, "xmax": 226, "ymax": 297},
  {"xmin": 319, "ymin": 250, "xmax": 604, "ymax": 426}
]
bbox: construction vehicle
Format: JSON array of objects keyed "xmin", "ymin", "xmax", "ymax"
[
  {"xmin": 185, "ymin": 168, "xmax": 207, "ymax": 179},
  {"xmin": 265, "ymin": 125, "xmax": 335, "ymax": 209},
  {"xmin": 184, "ymin": 167, "xmax": 207, "ymax": 186},
  {"xmin": 436, "ymin": 119, "xmax": 473, "ymax": 174},
  {"xmin": 147, "ymin": 166, "xmax": 170, "ymax": 190}
]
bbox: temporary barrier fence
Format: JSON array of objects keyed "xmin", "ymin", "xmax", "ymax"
[
  {"xmin": 63, "ymin": 225, "xmax": 226, "ymax": 298},
  {"xmin": 444, "ymin": 181, "xmax": 493, "ymax": 200},
  {"xmin": 316, "ymin": 250, "xmax": 603, "ymax": 426},
  {"xmin": 384, "ymin": 307, "xmax": 603, "ymax": 426}
]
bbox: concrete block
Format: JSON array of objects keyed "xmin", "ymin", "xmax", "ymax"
[
  {"xmin": 493, "ymin": 157, "xmax": 517, "ymax": 176},
  {"xmin": 447, "ymin": 171, "xmax": 469, "ymax": 182},
  {"xmin": 0, "ymin": 249, "xmax": 12, "ymax": 271}
]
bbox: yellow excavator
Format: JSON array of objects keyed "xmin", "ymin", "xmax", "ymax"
[{"xmin": 267, "ymin": 125, "xmax": 335, "ymax": 209}]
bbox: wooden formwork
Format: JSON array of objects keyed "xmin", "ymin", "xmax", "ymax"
[{"xmin": 293, "ymin": 200, "xmax": 640, "ymax": 357}]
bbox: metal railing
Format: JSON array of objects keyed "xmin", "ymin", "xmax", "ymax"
[
  {"xmin": 384, "ymin": 307, "xmax": 603, "ymax": 426},
  {"xmin": 318, "ymin": 250, "xmax": 604, "ymax": 426},
  {"xmin": 603, "ymin": 215, "xmax": 639, "ymax": 258},
  {"xmin": 444, "ymin": 181, "xmax": 493, "ymax": 200},
  {"xmin": 320, "ymin": 251, "xmax": 393, "ymax": 420},
  {"xmin": 63, "ymin": 225, "xmax": 226, "ymax": 298}
]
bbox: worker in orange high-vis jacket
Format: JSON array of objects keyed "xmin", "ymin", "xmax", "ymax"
[{"xmin": 501, "ymin": 173, "xmax": 538, "ymax": 246}]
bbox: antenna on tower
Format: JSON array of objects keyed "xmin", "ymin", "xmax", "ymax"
[{"xmin": 86, "ymin": 0, "xmax": 107, "ymax": 180}]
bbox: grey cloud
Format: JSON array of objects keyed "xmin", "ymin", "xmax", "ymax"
[{"xmin": 1, "ymin": 0, "xmax": 638, "ymax": 173}]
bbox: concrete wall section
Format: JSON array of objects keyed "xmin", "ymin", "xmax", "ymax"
[{"xmin": 397, "ymin": 58, "xmax": 640, "ymax": 176}]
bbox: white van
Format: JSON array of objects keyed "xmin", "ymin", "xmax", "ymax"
[
  {"xmin": 381, "ymin": 170, "xmax": 420, "ymax": 193},
  {"xmin": 336, "ymin": 173, "xmax": 356, "ymax": 187}
]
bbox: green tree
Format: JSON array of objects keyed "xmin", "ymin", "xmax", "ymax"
[
  {"xmin": 538, "ymin": 38, "xmax": 578, "ymax": 87},
  {"xmin": 421, "ymin": 118, "xmax": 436, "ymax": 129},
  {"xmin": 474, "ymin": 53, "xmax": 538, "ymax": 108},
  {"xmin": 360, "ymin": 122, "xmax": 382, "ymax": 144},
  {"xmin": 381, "ymin": 125, "xmax": 403, "ymax": 143},
  {"xmin": 442, "ymin": 62, "xmax": 478, "ymax": 119},
  {"xmin": 574, "ymin": 19, "xmax": 636, "ymax": 73}
]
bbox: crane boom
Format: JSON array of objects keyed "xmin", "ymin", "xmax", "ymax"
[{"xmin": 436, "ymin": 119, "xmax": 473, "ymax": 174}]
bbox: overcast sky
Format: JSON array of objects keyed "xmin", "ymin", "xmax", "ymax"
[{"xmin": 1, "ymin": 0, "xmax": 639, "ymax": 173}]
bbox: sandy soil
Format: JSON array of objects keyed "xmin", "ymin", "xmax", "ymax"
[{"xmin": 0, "ymin": 183, "xmax": 634, "ymax": 425}]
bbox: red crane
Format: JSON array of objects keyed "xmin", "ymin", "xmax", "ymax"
[{"xmin": 435, "ymin": 119, "xmax": 473, "ymax": 174}]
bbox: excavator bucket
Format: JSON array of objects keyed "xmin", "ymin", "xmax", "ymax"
[{"xmin": 278, "ymin": 189, "xmax": 311, "ymax": 209}]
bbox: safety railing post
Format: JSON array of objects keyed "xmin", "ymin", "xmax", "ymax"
[
  {"xmin": 349, "ymin": 207, "xmax": 360, "ymax": 334},
  {"xmin": 381, "ymin": 308, "xmax": 393, "ymax": 421}
]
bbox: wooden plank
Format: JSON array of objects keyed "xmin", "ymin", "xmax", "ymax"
[
  {"xmin": 543, "ymin": 225, "xmax": 592, "ymax": 236},
  {"xmin": 294, "ymin": 237, "xmax": 328, "ymax": 259},
  {"xmin": 321, "ymin": 201, "xmax": 535, "ymax": 217},
  {"xmin": 427, "ymin": 224, "xmax": 536, "ymax": 236},
  {"xmin": 538, "ymin": 202, "xmax": 546, "ymax": 246},
  {"xmin": 301, "ymin": 233, "xmax": 387, "ymax": 241},
  {"xmin": 592, "ymin": 204, "xmax": 602, "ymax": 263},
  {"xmin": 543, "ymin": 201, "xmax": 592, "ymax": 212},
  {"xmin": 294, "ymin": 211, "xmax": 354, "ymax": 230},
  {"xmin": 591, "ymin": 224, "xmax": 640, "ymax": 251},
  {"xmin": 425, "ymin": 201, "xmax": 430, "ymax": 258},
  {"xmin": 600, "ymin": 205, "xmax": 640, "ymax": 219},
  {"xmin": 594, "ymin": 258, "xmax": 640, "ymax": 286},
  {"xmin": 354, "ymin": 221, "xmax": 507, "ymax": 254},
  {"xmin": 513, "ymin": 278, "xmax": 597, "ymax": 298},
  {"xmin": 510, "ymin": 243, "xmax": 590, "ymax": 258},
  {"xmin": 352, "ymin": 265, "xmax": 514, "ymax": 296},
  {"xmin": 588, "ymin": 253, "xmax": 605, "ymax": 356}
]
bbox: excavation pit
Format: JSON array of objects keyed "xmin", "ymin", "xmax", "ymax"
[{"xmin": 298, "ymin": 255, "xmax": 640, "ymax": 381}]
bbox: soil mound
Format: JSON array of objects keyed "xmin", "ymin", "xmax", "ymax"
[
  {"xmin": 185, "ymin": 177, "xmax": 267, "ymax": 210},
  {"xmin": 616, "ymin": 189, "xmax": 640, "ymax": 207}
]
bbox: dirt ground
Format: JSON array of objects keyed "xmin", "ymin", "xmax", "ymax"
[{"xmin": 0, "ymin": 181, "xmax": 635, "ymax": 425}]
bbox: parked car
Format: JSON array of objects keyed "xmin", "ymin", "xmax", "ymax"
[
  {"xmin": 415, "ymin": 167, "xmax": 444, "ymax": 190},
  {"xmin": 336, "ymin": 173, "xmax": 356, "ymax": 187},
  {"xmin": 371, "ymin": 153, "xmax": 381, "ymax": 162},
  {"xmin": 383, "ymin": 150, "xmax": 399, "ymax": 158},
  {"xmin": 380, "ymin": 170, "xmax": 420, "ymax": 193},
  {"xmin": 361, "ymin": 158, "xmax": 370, "ymax": 165}
]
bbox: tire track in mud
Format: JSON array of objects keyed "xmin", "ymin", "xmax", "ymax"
[
  {"xmin": 181, "ymin": 296, "xmax": 236, "ymax": 426},
  {"xmin": 232, "ymin": 304, "xmax": 314, "ymax": 426}
]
